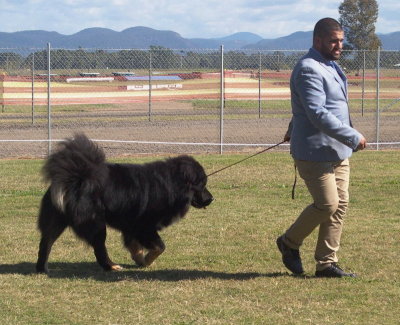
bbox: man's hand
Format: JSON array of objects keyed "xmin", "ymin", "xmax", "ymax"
[
  {"xmin": 284, "ymin": 121, "xmax": 292, "ymax": 142},
  {"xmin": 283, "ymin": 130, "xmax": 291, "ymax": 142},
  {"xmin": 356, "ymin": 136, "xmax": 367, "ymax": 151}
]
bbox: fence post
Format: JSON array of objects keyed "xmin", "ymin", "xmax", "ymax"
[
  {"xmin": 47, "ymin": 43, "xmax": 52, "ymax": 155},
  {"xmin": 219, "ymin": 45, "xmax": 224, "ymax": 154},
  {"xmin": 31, "ymin": 52, "xmax": 35, "ymax": 124},
  {"xmin": 258, "ymin": 51, "xmax": 262, "ymax": 118},
  {"xmin": 148, "ymin": 50, "xmax": 152, "ymax": 122},
  {"xmin": 375, "ymin": 47, "xmax": 380, "ymax": 150},
  {"xmin": 361, "ymin": 50, "xmax": 365, "ymax": 116}
]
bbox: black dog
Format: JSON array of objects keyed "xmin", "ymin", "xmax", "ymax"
[{"xmin": 36, "ymin": 133, "xmax": 213, "ymax": 274}]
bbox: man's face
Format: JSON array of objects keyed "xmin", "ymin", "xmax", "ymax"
[{"xmin": 315, "ymin": 30, "xmax": 344, "ymax": 61}]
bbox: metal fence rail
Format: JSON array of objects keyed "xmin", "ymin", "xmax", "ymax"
[{"xmin": 0, "ymin": 45, "xmax": 399, "ymax": 158}]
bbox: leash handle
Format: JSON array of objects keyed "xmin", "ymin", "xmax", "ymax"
[{"xmin": 207, "ymin": 141, "xmax": 286, "ymax": 177}]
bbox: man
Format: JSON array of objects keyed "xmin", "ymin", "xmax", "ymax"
[{"xmin": 277, "ymin": 18, "xmax": 367, "ymax": 277}]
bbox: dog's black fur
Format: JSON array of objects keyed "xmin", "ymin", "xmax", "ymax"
[{"xmin": 36, "ymin": 133, "xmax": 213, "ymax": 274}]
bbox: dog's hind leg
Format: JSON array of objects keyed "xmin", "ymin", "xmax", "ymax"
[
  {"xmin": 74, "ymin": 221, "xmax": 122, "ymax": 271},
  {"xmin": 36, "ymin": 224, "xmax": 67, "ymax": 274},
  {"xmin": 36, "ymin": 192, "xmax": 68, "ymax": 274}
]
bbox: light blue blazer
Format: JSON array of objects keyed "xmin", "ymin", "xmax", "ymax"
[{"xmin": 288, "ymin": 47, "xmax": 362, "ymax": 162}]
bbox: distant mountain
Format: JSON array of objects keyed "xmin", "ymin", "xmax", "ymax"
[
  {"xmin": 214, "ymin": 32, "xmax": 264, "ymax": 48},
  {"xmin": 244, "ymin": 31, "xmax": 313, "ymax": 50},
  {"xmin": 378, "ymin": 31, "xmax": 400, "ymax": 50},
  {"xmin": 0, "ymin": 27, "xmax": 193, "ymax": 49},
  {"xmin": 217, "ymin": 32, "xmax": 263, "ymax": 42},
  {"xmin": 0, "ymin": 27, "xmax": 399, "ymax": 50},
  {"xmin": 0, "ymin": 30, "xmax": 67, "ymax": 48},
  {"xmin": 189, "ymin": 32, "xmax": 263, "ymax": 49}
]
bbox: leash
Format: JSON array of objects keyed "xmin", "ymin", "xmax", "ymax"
[
  {"xmin": 291, "ymin": 164, "xmax": 297, "ymax": 200},
  {"xmin": 207, "ymin": 141, "xmax": 286, "ymax": 177}
]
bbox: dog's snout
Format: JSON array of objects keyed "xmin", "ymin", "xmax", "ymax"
[
  {"xmin": 202, "ymin": 188, "xmax": 213, "ymax": 206},
  {"xmin": 203, "ymin": 196, "xmax": 214, "ymax": 207},
  {"xmin": 191, "ymin": 187, "xmax": 214, "ymax": 208}
]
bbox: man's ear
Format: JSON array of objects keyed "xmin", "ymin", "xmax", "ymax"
[{"xmin": 313, "ymin": 36, "xmax": 322, "ymax": 51}]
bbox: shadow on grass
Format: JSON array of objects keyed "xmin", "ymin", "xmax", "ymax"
[{"xmin": 0, "ymin": 262, "xmax": 295, "ymax": 281}]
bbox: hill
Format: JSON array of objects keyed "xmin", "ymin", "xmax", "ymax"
[{"xmin": 0, "ymin": 27, "xmax": 399, "ymax": 50}]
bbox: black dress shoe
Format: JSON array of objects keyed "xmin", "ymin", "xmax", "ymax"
[
  {"xmin": 315, "ymin": 263, "xmax": 356, "ymax": 278},
  {"xmin": 276, "ymin": 236, "xmax": 304, "ymax": 274}
]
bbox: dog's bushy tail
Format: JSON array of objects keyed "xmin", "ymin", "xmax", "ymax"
[{"xmin": 43, "ymin": 133, "xmax": 107, "ymax": 224}]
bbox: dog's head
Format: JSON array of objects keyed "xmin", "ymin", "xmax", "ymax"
[{"xmin": 176, "ymin": 155, "xmax": 214, "ymax": 209}]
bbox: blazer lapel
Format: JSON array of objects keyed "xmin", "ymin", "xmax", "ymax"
[
  {"xmin": 332, "ymin": 61, "xmax": 348, "ymax": 95},
  {"xmin": 321, "ymin": 61, "xmax": 348, "ymax": 98}
]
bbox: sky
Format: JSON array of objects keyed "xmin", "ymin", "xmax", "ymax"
[{"xmin": 0, "ymin": 0, "xmax": 399, "ymax": 39}]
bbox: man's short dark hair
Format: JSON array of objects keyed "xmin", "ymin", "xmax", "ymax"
[{"xmin": 313, "ymin": 18, "xmax": 343, "ymax": 38}]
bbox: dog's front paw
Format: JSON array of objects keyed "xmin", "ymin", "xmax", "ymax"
[{"xmin": 132, "ymin": 254, "xmax": 146, "ymax": 267}]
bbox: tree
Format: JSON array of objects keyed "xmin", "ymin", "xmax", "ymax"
[
  {"xmin": 338, "ymin": 0, "xmax": 381, "ymax": 50},
  {"xmin": 0, "ymin": 52, "xmax": 24, "ymax": 71}
]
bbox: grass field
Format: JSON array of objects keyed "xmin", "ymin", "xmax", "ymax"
[{"xmin": 0, "ymin": 151, "xmax": 399, "ymax": 324}]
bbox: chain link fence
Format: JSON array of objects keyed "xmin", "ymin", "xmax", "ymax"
[{"xmin": 1, "ymin": 46, "xmax": 399, "ymax": 158}]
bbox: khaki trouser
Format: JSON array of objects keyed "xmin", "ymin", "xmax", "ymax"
[{"xmin": 283, "ymin": 159, "xmax": 350, "ymax": 271}]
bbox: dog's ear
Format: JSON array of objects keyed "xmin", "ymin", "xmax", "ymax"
[
  {"xmin": 179, "ymin": 159, "xmax": 197, "ymax": 184},
  {"xmin": 176, "ymin": 155, "xmax": 205, "ymax": 185}
]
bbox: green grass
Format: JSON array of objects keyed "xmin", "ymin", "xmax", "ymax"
[
  {"xmin": 1, "ymin": 151, "xmax": 400, "ymax": 324},
  {"xmin": 0, "ymin": 104, "xmax": 113, "ymax": 114},
  {"xmin": 1, "ymin": 97, "xmax": 399, "ymax": 119},
  {"xmin": 191, "ymin": 98, "xmax": 400, "ymax": 114}
]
